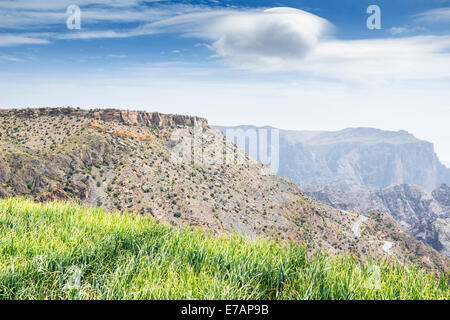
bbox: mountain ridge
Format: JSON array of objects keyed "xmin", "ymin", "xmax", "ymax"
[{"xmin": 214, "ymin": 125, "xmax": 450, "ymax": 192}]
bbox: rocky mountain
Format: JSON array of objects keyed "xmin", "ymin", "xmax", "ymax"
[
  {"xmin": 302, "ymin": 184, "xmax": 450, "ymax": 257},
  {"xmin": 0, "ymin": 108, "xmax": 448, "ymax": 273},
  {"xmin": 214, "ymin": 126, "xmax": 450, "ymax": 192}
]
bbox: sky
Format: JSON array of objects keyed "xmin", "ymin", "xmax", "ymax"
[{"xmin": 0, "ymin": 0, "xmax": 449, "ymax": 164}]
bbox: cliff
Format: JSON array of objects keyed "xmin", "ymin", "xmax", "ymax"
[{"xmin": 215, "ymin": 126, "xmax": 450, "ymax": 191}]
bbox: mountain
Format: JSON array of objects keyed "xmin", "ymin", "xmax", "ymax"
[
  {"xmin": 215, "ymin": 125, "xmax": 450, "ymax": 259},
  {"xmin": 214, "ymin": 126, "xmax": 450, "ymax": 192},
  {"xmin": 0, "ymin": 108, "xmax": 448, "ymax": 273},
  {"xmin": 302, "ymin": 184, "xmax": 450, "ymax": 257}
]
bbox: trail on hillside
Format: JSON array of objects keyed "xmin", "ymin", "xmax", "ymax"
[{"xmin": 352, "ymin": 215, "xmax": 367, "ymax": 237}]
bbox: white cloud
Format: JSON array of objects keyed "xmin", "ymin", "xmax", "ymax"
[
  {"xmin": 0, "ymin": 34, "xmax": 49, "ymax": 47},
  {"xmin": 138, "ymin": 7, "xmax": 333, "ymax": 66},
  {"xmin": 414, "ymin": 7, "xmax": 450, "ymax": 23},
  {"xmin": 213, "ymin": 8, "xmax": 332, "ymax": 65}
]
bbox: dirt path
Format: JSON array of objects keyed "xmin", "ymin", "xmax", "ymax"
[
  {"xmin": 369, "ymin": 240, "xmax": 394, "ymax": 256},
  {"xmin": 351, "ymin": 215, "xmax": 395, "ymax": 256},
  {"xmin": 352, "ymin": 215, "xmax": 367, "ymax": 237}
]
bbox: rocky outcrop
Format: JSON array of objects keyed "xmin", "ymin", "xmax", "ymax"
[
  {"xmin": 1, "ymin": 107, "xmax": 209, "ymax": 129},
  {"xmin": 302, "ymin": 184, "xmax": 450, "ymax": 257}
]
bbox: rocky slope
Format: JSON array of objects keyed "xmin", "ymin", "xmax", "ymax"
[
  {"xmin": 215, "ymin": 126, "xmax": 450, "ymax": 192},
  {"xmin": 433, "ymin": 184, "xmax": 450, "ymax": 207},
  {"xmin": 302, "ymin": 184, "xmax": 450, "ymax": 257},
  {"xmin": 0, "ymin": 108, "xmax": 448, "ymax": 273}
]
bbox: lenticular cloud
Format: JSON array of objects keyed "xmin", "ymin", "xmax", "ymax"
[
  {"xmin": 142, "ymin": 7, "xmax": 334, "ymax": 68},
  {"xmin": 209, "ymin": 7, "xmax": 333, "ymax": 64}
]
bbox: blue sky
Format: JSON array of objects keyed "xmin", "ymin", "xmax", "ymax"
[{"xmin": 0, "ymin": 0, "xmax": 450, "ymax": 163}]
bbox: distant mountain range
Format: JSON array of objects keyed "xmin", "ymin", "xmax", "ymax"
[
  {"xmin": 215, "ymin": 125, "xmax": 450, "ymax": 257},
  {"xmin": 214, "ymin": 126, "xmax": 450, "ymax": 192}
]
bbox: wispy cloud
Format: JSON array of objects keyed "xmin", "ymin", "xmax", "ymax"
[
  {"xmin": 388, "ymin": 26, "xmax": 426, "ymax": 35},
  {"xmin": 0, "ymin": 55, "xmax": 25, "ymax": 62},
  {"xmin": 301, "ymin": 36, "xmax": 450, "ymax": 83},
  {"xmin": 55, "ymin": 30, "xmax": 134, "ymax": 40},
  {"xmin": 106, "ymin": 54, "xmax": 128, "ymax": 59},
  {"xmin": 0, "ymin": 0, "xmax": 150, "ymax": 11},
  {"xmin": 414, "ymin": 7, "xmax": 450, "ymax": 23},
  {"xmin": 0, "ymin": 1, "xmax": 202, "ymax": 29},
  {"xmin": 389, "ymin": 27, "xmax": 408, "ymax": 35},
  {"xmin": 0, "ymin": 34, "xmax": 49, "ymax": 47}
]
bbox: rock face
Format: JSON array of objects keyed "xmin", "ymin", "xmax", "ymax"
[
  {"xmin": 302, "ymin": 184, "xmax": 450, "ymax": 257},
  {"xmin": 433, "ymin": 184, "xmax": 450, "ymax": 207},
  {"xmin": 215, "ymin": 126, "xmax": 450, "ymax": 192},
  {"xmin": 0, "ymin": 107, "xmax": 209, "ymax": 129},
  {"xmin": 0, "ymin": 108, "xmax": 448, "ymax": 273}
]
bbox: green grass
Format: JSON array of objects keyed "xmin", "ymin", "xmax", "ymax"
[{"xmin": 0, "ymin": 198, "xmax": 448, "ymax": 300}]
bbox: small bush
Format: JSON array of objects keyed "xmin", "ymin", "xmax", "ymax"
[{"xmin": 174, "ymin": 211, "xmax": 182, "ymax": 218}]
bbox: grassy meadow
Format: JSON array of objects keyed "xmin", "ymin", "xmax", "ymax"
[{"xmin": 0, "ymin": 198, "xmax": 448, "ymax": 300}]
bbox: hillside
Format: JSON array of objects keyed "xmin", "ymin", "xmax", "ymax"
[
  {"xmin": 303, "ymin": 184, "xmax": 450, "ymax": 257},
  {"xmin": 0, "ymin": 198, "xmax": 448, "ymax": 300},
  {"xmin": 0, "ymin": 108, "xmax": 448, "ymax": 273},
  {"xmin": 214, "ymin": 126, "xmax": 450, "ymax": 192}
]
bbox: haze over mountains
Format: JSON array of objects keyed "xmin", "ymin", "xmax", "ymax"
[
  {"xmin": 215, "ymin": 126, "xmax": 450, "ymax": 192},
  {"xmin": 1, "ymin": 108, "xmax": 448, "ymax": 273}
]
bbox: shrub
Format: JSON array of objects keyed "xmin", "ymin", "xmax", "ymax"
[{"xmin": 174, "ymin": 211, "xmax": 182, "ymax": 218}]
